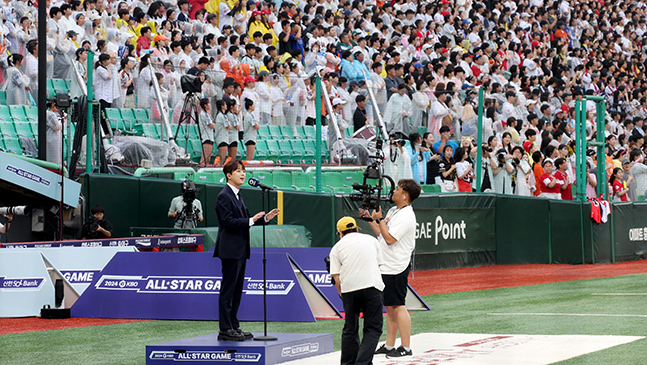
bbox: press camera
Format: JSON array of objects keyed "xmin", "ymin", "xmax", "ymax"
[
  {"xmin": 0, "ymin": 206, "xmax": 28, "ymax": 216},
  {"xmin": 349, "ymin": 137, "xmax": 396, "ymax": 213}
]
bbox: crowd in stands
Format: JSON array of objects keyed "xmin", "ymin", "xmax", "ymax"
[{"xmin": 3, "ymin": 0, "xmax": 647, "ymax": 200}]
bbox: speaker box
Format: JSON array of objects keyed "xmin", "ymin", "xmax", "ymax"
[{"xmin": 40, "ymin": 305, "xmax": 71, "ymax": 319}]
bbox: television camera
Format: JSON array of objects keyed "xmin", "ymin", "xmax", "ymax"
[{"xmin": 349, "ymin": 137, "xmax": 396, "ymax": 213}]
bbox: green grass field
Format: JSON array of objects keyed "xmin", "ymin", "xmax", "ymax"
[{"xmin": 2, "ymin": 273, "xmax": 647, "ymax": 364}]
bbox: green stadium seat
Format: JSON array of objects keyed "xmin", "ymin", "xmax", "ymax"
[
  {"xmin": 29, "ymin": 121, "xmax": 38, "ymax": 137},
  {"xmin": 0, "ymin": 91, "xmax": 7, "ymax": 105},
  {"xmin": 194, "ymin": 172, "xmax": 219, "ymax": 184},
  {"xmin": 280, "ymin": 125, "xmax": 295, "ymax": 139},
  {"xmin": 253, "ymin": 170, "xmax": 273, "ymax": 187},
  {"xmin": 271, "ymin": 139, "xmax": 292, "ymax": 164},
  {"xmin": 8, "ymin": 105, "xmax": 28, "ymax": 122},
  {"xmin": 2, "ymin": 137, "xmax": 22, "ymax": 155},
  {"xmin": 0, "ymin": 106, "xmax": 17, "ymax": 123},
  {"xmin": 303, "ymin": 125, "xmax": 316, "ymax": 139},
  {"xmin": 321, "ymin": 171, "xmax": 346, "ymax": 193},
  {"xmin": 345, "ymin": 171, "xmax": 365, "ymax": 191},
  {"xmin": 421, "ymin": 184, "xmax": 442, "ymax": 193},
  {"xmin": 344, "ymin": 128, "xmax": 352, "ymax": 138},
  {"xmin": 120, "ymin": 109, "xmax": 137, "ymax": 130},
  {"xmin": 138, "ymin": 123, "xmax": 160, "ymax": 139},
  {"xmin": 264, "ymin": 139, "xmax": 280, "ymax": 162},
  {"xmin": 186, "ymin": 125, "xmax": 199, "ymax": 140},
  {"xmin": 0, "ymin": 122, "xmax": 17, "ymax": 137},
  {"xmin": 24, "ymin": 106, "xmax": 38, "ymax": 121},
  {"xmin": 267, "ymin": 125, "xmax": 283, "ymax": 139},
  {"xmin": 291, "ymin": 171, "xmax": 315, "ymax": 191},
  {"xmin": 52, "ymin": 79, "xmax": 68, "ymax": 94},
  {"xmin": 290, "ymin": 139, "xmax": 313, "ymax": 164},
  {"xmin": 272, "ymin": 170, "xmax": 293, "ymax": 190},
  {"xmin": 13, "ymin": 122, "xmax": 33, "ymax": 139},
  {"xmin": 417, "ymin": 126, "xmax": 427, "ymax": 136},
  {"xmin": 253, "ymin": 139, "xmax": 268, "ymax": 159},
  {"xmin": 133, "ymin": 109, "xmax": 149, "ymax": 123},
  {"xmin": 293, "ymin": 125, "xmax": 306, "ymax": 139},
  {"xmin": 257, "ymin": 125, "xmax": 270, "ymax": 139},
  {"xmin": 278, "ymin": 139, "xmax": 301, "ymax": 164}
]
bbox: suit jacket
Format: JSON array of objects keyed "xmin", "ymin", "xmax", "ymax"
[{"xmin": 214, "ymin": 185, "xmax": 262, "ymax": 260}]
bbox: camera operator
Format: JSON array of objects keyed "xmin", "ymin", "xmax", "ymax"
[
  {"xmin": 81, "ymin": 205, "xmax": 113, "ymax": 239},
  {"xmin": 359, "ymin": 179, "xmax": 421, "ymax": 358},
  {"xmin": 0, "ymin": 214, "xmax": 12, "ymax": 237},
  {"xmin": 329, "ymin": 217, "xmax": 384, "ymax": 365},
  {"xmin": 383, "ymin": 134, "xmax": 412, "ymax": 184},
  {"xmin": 168, "ymin": 180, "xmax": 204, "ymax": 229}
]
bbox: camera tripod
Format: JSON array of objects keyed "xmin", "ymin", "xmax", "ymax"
[{"xmin": 175, "ymin": 92, "xmax": 206, "ymax": 165}]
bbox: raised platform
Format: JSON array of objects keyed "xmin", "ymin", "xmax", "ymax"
[{"xmin": 146, "ymin": 332, "xmax": 334, "ymax": 364}]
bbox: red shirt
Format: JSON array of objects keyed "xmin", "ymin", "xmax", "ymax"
[
  {"xmin": 136, "ymin": 36, "xmax": 151, "ymax": 56},
  {"xmin": 471, "ymin": 64, "xmax": 481, "ymax": 78},
  {"xmin": 554, "ymin": 170, "xmax": 572, "ymax": 200},
  {"xmin": 612, "ymin": 180, "xmax": 628, "ymax": 201},
  {"xmin": 540, "ymin": 172, "xmax": 562, "ymax": 194}
]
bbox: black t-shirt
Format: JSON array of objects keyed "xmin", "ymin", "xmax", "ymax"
[
  {"xmin": 81, "ymin": 218, "xmax": 113, "ymax": 239},
  {"xmin": 353, "ymin": 107, "xmax": 367, "ymax": 132},
  {"xmin": 186, "ymin": 66, "xmax": 200, "ymax": 76},
  {"xmin": 278, "ymin": 32, "xmax": 291, "ymax": 55}
]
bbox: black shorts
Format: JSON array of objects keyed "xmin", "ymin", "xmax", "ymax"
[
  {"xmin": 218, "ymin": 142, "xmax": 229, "ymax": 148},
  {"xmin": 202, "ymin": 140, "xmax": 214, "ymax": 145},
  {"xmin": 229, "ymin": 141, "xmax": 238, "ymax": 147},
  {"xmin": 245, "ymin": 140, "xmax": 256, "ymax": 146},
  {"xmin": 382, "ymin": 266, "xmax": 410, "ymax": 306}
]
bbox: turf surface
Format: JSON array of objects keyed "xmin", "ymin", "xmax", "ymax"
[{"xmin": 3, "ymin": 274, "xmax": 647, "ymax": 364}]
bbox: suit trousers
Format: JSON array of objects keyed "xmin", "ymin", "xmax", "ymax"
[
  {"xmin": 219, "ymin": 258, "xmax": 247, "ymax": 331},
  {"xmin": 341, "ymin": 287, "xmax": 383, "ymax": 365}
]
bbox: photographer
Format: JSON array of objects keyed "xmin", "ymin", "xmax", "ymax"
[
  {"xmin": 0, "ymin": 214, "xmax": 12, "ymax": 236},
  {"xmin": 383, "ymin": 134, "xmax": 412, "ymax": 183},
  {"xmin": 491, "ymin": 148, "xmax": 515, "ymax": 194},
  {"xmin": 329, "ymin": 217, "xmax": 384, "ymax": 365},
  {"xmin": 168, "ymin": 180, "xmax": 204, "ymax": 229},
  {"xmin": 81, "ymin": 205, "xmax": 113, "ymax": 239},
  {"xmin": 360, "ymin": 179, "xmax": 421, "ymax": 358}
]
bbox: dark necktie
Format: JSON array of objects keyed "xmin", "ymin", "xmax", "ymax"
[{"xmin": 237, "ymin": 192, "xmax": 247, "ymax": 217}]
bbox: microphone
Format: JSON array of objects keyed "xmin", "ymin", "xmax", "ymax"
[{"xmin": 248, "ymin": 178, "xmax": 274, "ymax": 190}]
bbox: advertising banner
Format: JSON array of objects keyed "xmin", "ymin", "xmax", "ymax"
[
  {"xmin": 413, "ymin": 208, "xmax": 496, "ymax": 253},
  {"xmin": 0, "ymin": 152, "xmax": 81, "ymax": 207},
  {"xmin": 72, "ymin": 252, "xmax": 317, "ymax": 322},
  {"xmin": 612, "ymin": 202, "xmax": 647, "ymax": 262},
  {"xmin": 0, "ymin": 235, "xmax": 203, "ymax": 249},
  {"xmin": 0, "ymin": 251, "xmax": 55, "ymax": 317},
  {"xmin": 36, "ymin": 247, "xmax": 137, "ymax": 294}
]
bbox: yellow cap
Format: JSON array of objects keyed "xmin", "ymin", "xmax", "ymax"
[{"xmin": 336, "ymin": 216, "xmax": 359, "ymax": 233}]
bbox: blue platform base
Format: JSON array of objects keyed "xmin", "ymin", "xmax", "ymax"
[{"xmin": 146, "ymin": 332, "xmax": 334, "ymax": 364}]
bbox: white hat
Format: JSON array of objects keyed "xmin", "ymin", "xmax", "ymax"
[
  {"xmin": 422, "ymin": 44, "xmax": 433, "ymax": 51},
  {"xmin": 332, "ymin": 98, "xmax": 346, "ymax": 106}
]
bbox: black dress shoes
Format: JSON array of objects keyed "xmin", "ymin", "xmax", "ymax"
[
  {"xmin": 236, "ymin": 328, "xmax": 254, "ymax": 340},
  {"xmin": 218, "ymin": 329, "xmax": 246, "ymax": 341}
]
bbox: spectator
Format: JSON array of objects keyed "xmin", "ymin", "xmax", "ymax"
[
  {"xmin": 5, "ymin": 54, "xmax": 30, "ymax": 105},
  {"xmin": 610, "ymin": 167, "xmax": 630, "ymax": 202},
  {"xmin": 455, "ymin": 146, "xmax": 474, "ymax": 192}
]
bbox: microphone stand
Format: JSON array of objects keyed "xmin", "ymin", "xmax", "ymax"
[{"xmin": 254, "ymin": 184, "xmax": 277, "ymax": 341}]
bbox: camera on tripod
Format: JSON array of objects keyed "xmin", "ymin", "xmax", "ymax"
[
  {"xmin": 176, "ymin": 179, "xmax": 202, "ymax": 228},
  {"xmin": 180, "ymin": 75, "xmax": 203, "ymax": 94},
  {"xmin": 349, "ymin": 137, "xmax": 396, "ymax": 213}
]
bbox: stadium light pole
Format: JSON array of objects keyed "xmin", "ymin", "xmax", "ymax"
[
  {"xmin": 475, "ymin": 87, "xmax": 484, "ymax": 192},
  {"xmin": 315, "ymin": 75, "xmax": 322, "ymax": 193}
]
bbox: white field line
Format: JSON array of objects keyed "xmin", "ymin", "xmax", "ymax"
[
  {"xmin": 488, "ymin": 312, "xmax": 647, "ymax": 318},
  {"xmin": 591, "ymin": 293, "xmax": 647, "ymax": 296}
]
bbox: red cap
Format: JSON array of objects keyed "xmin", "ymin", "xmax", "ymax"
[
  {"xmin": 523, "ymin": 141, "xmax": 533, "ymax": 153},
  {"xmin": 244, "ymin": 76, "xmax": 257, "ymax": 84}
]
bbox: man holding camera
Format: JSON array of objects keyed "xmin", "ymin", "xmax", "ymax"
[
  {"xmin": 0, "ymin": 214, "xmax": 12, "ymax": 236},
  {"xmin": 360, "ymin": 179, "xmax": 421, "ymax": 358},
  {"xmin": 168, "ymin": 180, "xmax": 204, "ymax": 229},
  {"xmin": 329, "ymin": 216, "xmax": 384, "ymax": 365},
  {"xmin": 81, "ymin": 205, "xmax": 113, "ymax": 239}
]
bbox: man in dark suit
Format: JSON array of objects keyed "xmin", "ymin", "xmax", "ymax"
[{"xmin": 214, "ymin": 159, "xmax": 279, "ymax": 341}]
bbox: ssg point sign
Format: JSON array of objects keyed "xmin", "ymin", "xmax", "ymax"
[
  {"xmin": 412, "ymin": 209, "xmax": 496, "ymax": 253},
  {"xmin": 416, "ymin": 216, "xmax": 467, "ymax": 246}
]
